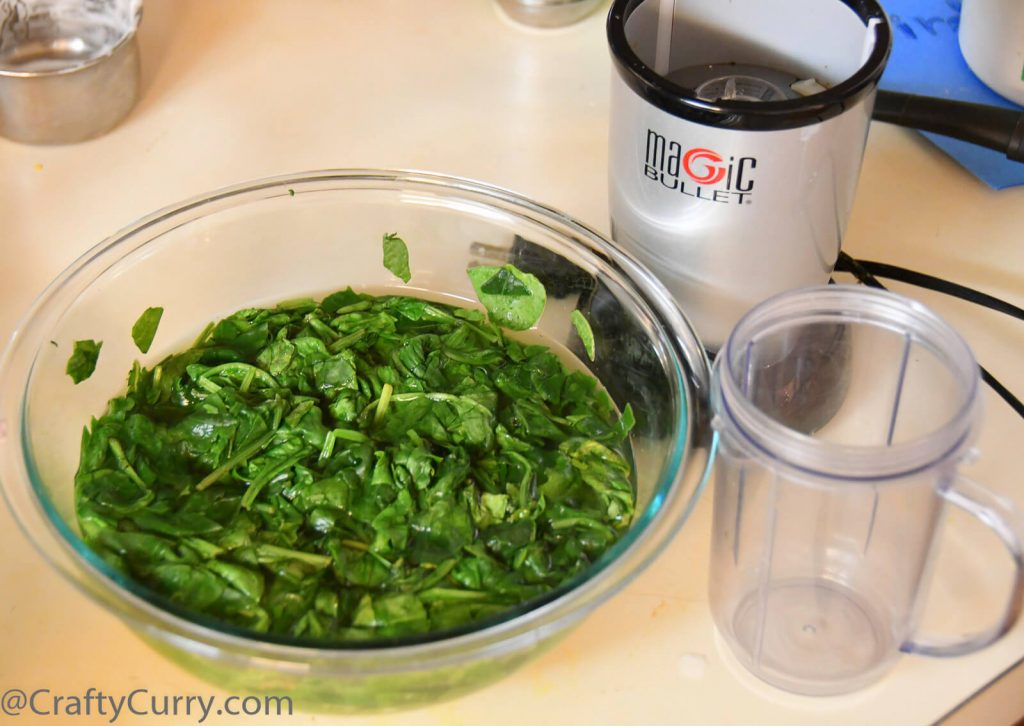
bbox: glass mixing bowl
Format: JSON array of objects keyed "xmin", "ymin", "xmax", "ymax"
[{"xmin": 0, "ymin": 170, "xmax": 713, "ymax": 711}]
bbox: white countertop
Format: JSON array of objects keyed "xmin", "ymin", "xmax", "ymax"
[{"xmin": 2, "ymin": 1, "xmax": 1023, "ymax": 724}]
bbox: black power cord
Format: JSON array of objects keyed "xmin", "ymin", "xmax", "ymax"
[
  {"xmin": 845, "ymin": 258, "xmax": 1024, "ymax": 321},
  {"xmin": 835, "ymin": 251, "xmax": 1024, "ymax": 420},
  {"xmin": 873, "ymin": 91, "xmax": 1024, "ymax": 163}
]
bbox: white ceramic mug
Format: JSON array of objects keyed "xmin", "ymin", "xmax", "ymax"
[{"xmin": 959, "ymin": 0, "xmax": 1024, "ymax": 106}]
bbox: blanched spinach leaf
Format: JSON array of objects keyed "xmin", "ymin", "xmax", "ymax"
[
  {"xmin": 132, "ymin": 306, "xmax": 164, "ymax": 354},
  {"xmin": 467, "ymin": 264, "xmax": 546, "ymax": 331},
  {"xmin": 382, "ymin": 233, "xmax": 411, "ymax": 284},
  {"xmin": 67, "ymin": 339, "xmax": 102, "ymax": 384},
  {"xmin": 570, "ymin": 309, "xmax": 595, "ymax": 362}
]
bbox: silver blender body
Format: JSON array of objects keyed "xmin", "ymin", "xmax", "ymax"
[{"xmin": 607, "ymin": 0, "xmax": 891, "ymax": 350}]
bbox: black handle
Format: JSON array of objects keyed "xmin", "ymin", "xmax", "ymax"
[{"xmin": 872, "ymin": 90, "xmax": 1024, "ymax": 163}]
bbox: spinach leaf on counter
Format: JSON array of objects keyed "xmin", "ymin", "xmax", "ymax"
[
  {"xmin": 75, "ymin": 289, "xmax": 635, "ymax": 640},
  {"xmin": 66, "ymin": 339, "xmax": 102, "ymax": 384},
  {"xmin": 131, "ymin": 306, "xmax": 164, "ymax": 354},
  {"xmin": 467, "ymin": 264, "xmax": 546, "ymax": 331}
]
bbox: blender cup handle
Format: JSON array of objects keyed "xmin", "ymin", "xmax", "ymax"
[{"xmin": 902, "ymin": 476, "xmax": 1024, "ymax": 658}]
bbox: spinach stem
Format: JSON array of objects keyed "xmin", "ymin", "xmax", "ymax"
[
  {"xmin": 196, "ymin": 431, "xmax": 276, "ymax": 491},
  {"xmin": 328, "ymin": 328, "xmax": 366, "ymax": 353},
  {"xmin": 317, "ymin": 430, "xmax": 336, "ymax": 465},
  {"xmin": 240, "ymin": 454, "xmax": 304, "ymax": 510},
  {"xmin": 373, "ymin": 383, "xmax": 394, "ymax": 424},
  {"xmin": 200, "ymin": 362, "xmax": 278, "ymax": 390},
  {"xmin": 418, "ymin": 587, "xmax": 492, "ymax": 602},
  {"xmin": 331, "ymin": 301, "xmax": 372, "ymax": 316},
  {"xmin": 239, "ymin": 366, "xmax": 256, "ymax": 393},
  {"xmin": 275, "ymin": 296, "xmax": 316, "ymax": 311},
  {"xmin": 196, "ymin": 377, "xmax": 222, "ymax": 394},
  {"xmin": 306, "ymin": 316, "xmax": 337, "ymax": 341},
  {"xmin": 505, "ymin": 451, "xmax": 534, "ymax": 509},
  {"xmin": 256, "ymin": 544, "xmax": 331, "ymax": 568},
  {"xmin": 417, "ymin": 559, "xmax": 457, "ymax": 591},
  {"xmin": 549, "ymin": 518, "xmax": 616, "ymax": 535},
  {"xmin": 107, "ymin": 438, "xmax": 147, "ymax": 489},
  {"xmin": 333, "ymin": 427, "xmax": 369, "ymax": 443}
]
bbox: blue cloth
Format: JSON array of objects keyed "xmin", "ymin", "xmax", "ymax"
[{"xmin": 878, "ymin": 0, "xmax": 1024, "ymax": 189}]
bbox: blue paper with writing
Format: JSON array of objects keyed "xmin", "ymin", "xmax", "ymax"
[{"xmin": 878, "ymin": 0, "xmax": 1024, "ymax": 189}]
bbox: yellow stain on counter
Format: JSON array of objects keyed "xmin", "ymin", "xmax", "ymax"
[
  {"xmin": 34, "ymin": 162, "xmax": 43, "ymax": 171},
  {"xmin": 650, "ymin": 599, "xmax": 671, "ymax": 619}
]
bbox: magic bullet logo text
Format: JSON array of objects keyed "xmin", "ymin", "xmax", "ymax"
[{"xmin": 643, "ymin": 129, "xmax": 756, "ymax": 204}]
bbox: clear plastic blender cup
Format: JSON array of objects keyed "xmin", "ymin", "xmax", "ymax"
[{"xmin": 709, "ymin": 285, "xmax": 1024, "ymax": 696}]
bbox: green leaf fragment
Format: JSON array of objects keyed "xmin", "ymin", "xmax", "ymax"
[
  {"xmin": 382, "ymin": 232, "xmax": 411, "ymax": 283},
  {"xmin": 480, "ymin": 267, "xmax": 532, "ymax": 297},
  {"xmin": 570, "ymin": 309, "xmax": 596, "ymax": 361},
  {"xmin": 467, "ymin": 264, "xmax": 546, "ymax": 331},
  {"xmin": 66, "ymin": 339, "xmax": 102, "ymax": 384},
  {"xmin": 131, "ymin": 306, "xmax": 164, "ymax": 354}
]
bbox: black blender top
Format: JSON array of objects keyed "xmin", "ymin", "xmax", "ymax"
[{"xmin": 607, "ymin": 0, "xmax": 893, "ymax": 131}]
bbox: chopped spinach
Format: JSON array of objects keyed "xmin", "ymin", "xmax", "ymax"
[
  {"xmin": 75, "ymin": 290, "xmax": 635, "ymax": 640},
  {"xmin": 67, "ymin": 339, "xmax": 102, "ymax": 384},
  {"xmin": 467, "ymin": 264, "xmax": 546, "ymax": 331},
  {"xmin": 131, "ymin": 306, "xmax": 164, "ymax": 354},
  {"xmin": 382, "ymin": 233, "xmax": 411, "ymax": 284}
]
